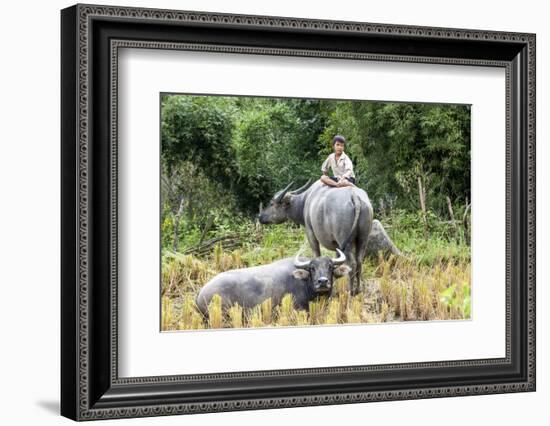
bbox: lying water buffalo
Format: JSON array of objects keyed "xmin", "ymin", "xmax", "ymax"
[
  {"xmin": 258, "ymin": 179, "xmax": 373, "ymax": 295},
  {"xmin": 195, "ymin": 249, "xmax": 351, "ymax": 315}
]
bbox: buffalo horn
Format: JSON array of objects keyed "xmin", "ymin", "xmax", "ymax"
[
  {"xmin": 331, "ymin": 248, "xmax": 346, "ymax": 265},
  {"xmin": 274, "ymin": 181, "xmax": 294, "ymax": 203},
  {"xmin": 289, "ymin": 178, "xmax": 312, "ymax": 195},
  {"xmin": 294, "ymin": 250, "xmax": 311, "ymax": 268}
]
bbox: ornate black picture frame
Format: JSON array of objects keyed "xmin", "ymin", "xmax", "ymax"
[{"xmin": 61, "ymin": 4, "xmax": 536, "ymax": 421}]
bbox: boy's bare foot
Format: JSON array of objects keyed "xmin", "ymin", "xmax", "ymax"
[{"xmin": 337, "ymin": 179, "xmax": 354, "ymax": 188}]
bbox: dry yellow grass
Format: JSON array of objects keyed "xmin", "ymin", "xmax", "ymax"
[
  {"xmin": 160, "ymin": 247, "xmax": 471, "ymax": 331},
  {"xmin": 276, "ymin": 294, "xmax": 296, "ymax": 327},
  {"xmin": 207, "ymin": 294, "xmax": 223, "ymax": 329},
  {"xmin": 247, "ymin": 306, "xmax": 264, "ymax": 328},
  {"xmin": 228, "ymin": 304, "xmax": 243, "ymax": 328}
]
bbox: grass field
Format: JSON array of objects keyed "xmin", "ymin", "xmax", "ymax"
[{"xmin": 161, "ymin": 217, "xmax": 471, "ymax": 331}]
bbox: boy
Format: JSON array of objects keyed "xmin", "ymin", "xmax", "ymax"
[{"xmin": 320, "ymin": 135, "xmax": 356, "ymax": 188}]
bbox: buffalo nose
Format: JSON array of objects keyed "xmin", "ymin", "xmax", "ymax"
[{"xmin": 318, "ymin": 277, "xmax": 329, "ymax": 287}]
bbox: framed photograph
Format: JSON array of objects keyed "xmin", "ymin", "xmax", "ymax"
[{"xmin": 61, "ymin": 4, "xmax": 536, "ymax": 421}]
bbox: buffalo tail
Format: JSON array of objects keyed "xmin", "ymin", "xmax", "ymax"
[{"xmin": 341, "ymin": 188, "xmax": 361, "ymax": 252}]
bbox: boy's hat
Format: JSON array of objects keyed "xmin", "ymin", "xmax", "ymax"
[{"xmin": 333, "ymin": 134, "xmax": 346, "ymax": 144}]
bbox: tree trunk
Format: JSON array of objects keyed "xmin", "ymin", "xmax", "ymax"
[
  {"xmin": 199, "ymin": 215, "xmax": 214, "ymax": 245},
  {"xmin": 255, "ymin": 202, "xmax": 263, "ymax": 232},
  {"xmin": 463, "ymin": 202, "xmax": 471, "ymax": 245},
  {"xmin": 379, "ymin": 198, "xmax": 386, "ymax": 219},
  {"xmin": 172, "ymin": 195, "xmax": 185, "ymax": 252},
  {"xmin": 418, "ymin": 176, "xmax": 428, "ymax": 237},
  {"xmin": 446, "ymin": 196, "xmax": 460, "ymax": 241}
]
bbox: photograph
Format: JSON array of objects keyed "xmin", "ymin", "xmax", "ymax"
[{"xmin": 160, "ymin": 94, "xmax": 472, "ymax": 331}]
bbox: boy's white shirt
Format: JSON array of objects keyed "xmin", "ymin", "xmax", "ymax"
[{"xmin": 321, "ymin": 152, "xmax": 355, "ymax": 179}]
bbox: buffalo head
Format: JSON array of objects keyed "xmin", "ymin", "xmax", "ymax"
[
  {"xmin": 258, "ymin": 180, "xmax": 311, "ymax": 224},
  {"xmin": 292, "ymin": 248, "xmax": 351, "ymax": 293}
]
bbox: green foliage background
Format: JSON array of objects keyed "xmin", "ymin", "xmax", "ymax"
[{"xmin": 160, "ymin": 94, "xmax": 470, "ymax": 252}]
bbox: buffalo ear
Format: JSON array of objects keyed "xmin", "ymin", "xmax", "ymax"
[
  {"xmin": 292, "ymin": 269, "xmax": 310, "ymax": 280},
  {"xmin": 282, "ymin": 193, "xmax": 292, "ymax": 205},
  {"xmin": 334, "ymin": 264, "xmax": 352, "ymax": 277}
]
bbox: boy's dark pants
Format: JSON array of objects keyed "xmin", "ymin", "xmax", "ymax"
[{"xmin": 329, "ymin": 176, "xmax": 356, "ymax": 184}]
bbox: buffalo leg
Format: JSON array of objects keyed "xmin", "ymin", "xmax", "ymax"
[
  {"xmin": 345, "ymin": 245, "xmax": 358, "ymax": 295},
  {"xmin": 305, "ymin": 226, "xmax": 321, "ymax": 257},
  {"xmin": 354, "ymin": 237, "xmax": 368, "ymax": 295},
  {"xmin": 354, "ymin": 259, "xmax": 362, "ymax": 295}
]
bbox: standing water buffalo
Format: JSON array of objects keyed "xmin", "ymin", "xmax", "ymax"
[
  {"xmin": 195, "ymin": 249, "xmax": 351, "ymax": 315},
  {"xmin": 258, "ymin": 179, "xmax": 373, "ymax": 295}
]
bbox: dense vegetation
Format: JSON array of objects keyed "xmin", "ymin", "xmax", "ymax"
[{"xmin": 160, "ymin": 94, "xmax": 471, "ymax": 329}]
